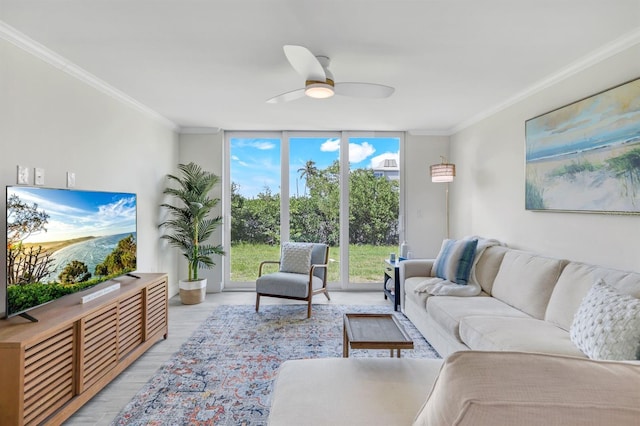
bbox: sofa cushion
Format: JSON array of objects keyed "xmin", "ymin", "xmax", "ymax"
[
  {"xmin": 413, "ymin": 351, "xmax": 640, "ymax": 426},
  {"xmin": 570, "ymin": 279, "xmax": 640, "ymax": 360},
  {"xmin": 269, "ymin": 358, "xmax": 444, "ymax": 426},
  {"xmin": 546, "ymin": 261, "xmax": 640, "ymax": 331},
  {"xmin": 426, "ymin": 296, "xmax": 527, "ymax": 341},
  {"xmin": 491, "ymin": 250, "xmax": 567, "ymax": 319},
  {"xmin": 472, "ymin": 245, "xmax": 508, "ymax": 294},
  {"xmin": 459, "ymin": 316, "xmax": 586, "ymax": 357},
  {"xmin": 432, "ymin": 238, "xmax": 478, "ymax": 285},
  {"xmin": 279, "ymin": 242, "xmax": 313, "ymax": 274}
]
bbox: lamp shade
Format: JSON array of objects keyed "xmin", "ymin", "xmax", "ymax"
[{"xmin": 430, "ymin": 163, "xmax": 455, "ymax": 182}]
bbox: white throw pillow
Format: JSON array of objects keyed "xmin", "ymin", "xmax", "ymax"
[
  {"xmin": 570, "ymin": 279, "xmax": 640, "ymax": 360},
  {"xmin": 279, "ymin": 242, "xmax": 313, "ymax": 274}
]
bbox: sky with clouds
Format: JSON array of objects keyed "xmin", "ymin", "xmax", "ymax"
[
  {"xmin": 231, "ymin": 136, "xmax": 400, "ymax": 198},
  {"xmin": 8, "ymin": 187, "xmax": 136, "ymax": 243}
]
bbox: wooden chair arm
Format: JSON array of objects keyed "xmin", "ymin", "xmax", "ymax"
[
  {"xmin": 309, "ymin": 263, "xmax": 328, "ymax": 273},
  {"xmin": 259, "ymin": 260, "xmax": 281, "ymax": 277},
  {"xmin": 308, "ymin": 264, "xmax": 328, "ymax": 280}
]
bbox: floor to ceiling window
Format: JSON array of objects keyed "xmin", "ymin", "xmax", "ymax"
[
  {"xmin": 225, "ymin": 132, "xmax": 403, "ymax": 289},
  {"xmin": 348, "ymin": 136, "xmax": 400, "ymax": 283},
  {"xmin": 288, "ymin": 135, "xmax": 341, "ymax": 282},
  {"xmin": 227, "ymin": 134, "xmax": 282, "ymax": 283}
]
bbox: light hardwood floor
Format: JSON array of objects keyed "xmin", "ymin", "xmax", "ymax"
[{"xmin": 64, "ymin": 289, "xmax": 389, "ymax": 425}]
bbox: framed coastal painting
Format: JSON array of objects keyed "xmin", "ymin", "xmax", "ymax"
[{"xmin": 525, "ymin": 77, "xmax": 640, "ymax": 214}]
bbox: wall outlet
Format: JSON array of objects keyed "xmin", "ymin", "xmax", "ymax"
[
  {"xmin": 67, "ymin": 172, "xmax": 76, "ymax": 188},
  {"xmin": 17, "ymin": 166, "xmax": 29, "ymax": 184},
  {"xmin": 35, "ymin": 168, "xmax": 45, "ymax": 185}
]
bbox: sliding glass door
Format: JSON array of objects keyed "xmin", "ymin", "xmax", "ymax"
[
  {"xmin": 227, "ymin": 134, "xmax": 282, "ymax": 284},
  {"xmin": 348, "ymin": 136, "xmax": 400, "ymax": 284},
  {"xmin": 225, "ymin": 132, "xmax": 402, "ymax": 289}
]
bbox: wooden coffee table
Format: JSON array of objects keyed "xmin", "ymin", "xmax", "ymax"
[{"xmin": 343, "ymin": 313, "xmax": 414, "ymax": 358}]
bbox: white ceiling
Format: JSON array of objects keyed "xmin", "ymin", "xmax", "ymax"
[{"xmin": 1, "ymin": 1, "xmax": 639, "ymax": 133}]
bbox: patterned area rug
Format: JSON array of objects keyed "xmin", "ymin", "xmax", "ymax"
[{"xmin": 112, "ymin": 304, "xmax": 440, "ymax": 426}]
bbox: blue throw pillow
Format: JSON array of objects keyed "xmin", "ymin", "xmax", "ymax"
[{"xmin": 432, "ymin": 239, "xmax": 478, "ymax": 285}]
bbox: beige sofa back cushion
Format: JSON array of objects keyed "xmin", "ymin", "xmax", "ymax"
[
  {"xmin": 546, "ymin": 261, "xmax": 640, "ymax": 331},
  {"xmin": 473, "ymin": 245, "xmax": 508, "ymax": 294},
  {"xmin": 491, "ymin": 250, "xmax": 567, "ymax": 319},
  {"xmin": 413, "ymin": 351, "xmax": 640, "ymax": 426}
]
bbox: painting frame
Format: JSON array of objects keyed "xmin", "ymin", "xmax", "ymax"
[{"xmin": 525, "ymin": 77, "xmax": 640, "ymax": 214}]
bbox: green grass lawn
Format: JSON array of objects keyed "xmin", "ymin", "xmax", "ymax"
[{"xmin": 230, "ymin": 243, "xmax": 397, "ymax": 283}]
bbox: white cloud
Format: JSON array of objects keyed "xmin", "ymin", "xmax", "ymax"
[
  {"xmin": 233, "ymin": 139, "xmax": 276, "ymax": 150},
  {"xmin": 349, "ymin": 142, "xmax": 376, "ymax": 163},
  {"xmin": 253, "ymin": 141, "xmax": 275, "ymax": 150},
  {"xmin": 231, "ymin": 155, "xmax": 240, "ymax": 161},
  {"xmin": 319, "ymin": 139, "xmax": 376, "ymax": 163},
  {"xmin": 320, "ymin": 138, "xmax": 340, "ymax": 152},
  {"xmin": 369, "ymin": 151, "xmax": 399, "ymax": 169}
]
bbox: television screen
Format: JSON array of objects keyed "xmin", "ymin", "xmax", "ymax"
[{"xmin": 6, "ymin": 186, "xmax": 137, "ymax": 318}]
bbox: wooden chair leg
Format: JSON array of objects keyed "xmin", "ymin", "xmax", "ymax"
[
  {"xmin": 307, "ymin": 298, "xmax": 312, "ymax": 318},
  {"xmin": 256, "ymin": 293, "xmax": 260, "ymax": 312},
  {"xmin": 324, "ymin": 290, "xmax": 331, "ymax": 301}
]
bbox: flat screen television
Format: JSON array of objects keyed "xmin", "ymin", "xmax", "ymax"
[{"xmin": 5, "ymin": 186, "xmax": 137, "ymax": 320}]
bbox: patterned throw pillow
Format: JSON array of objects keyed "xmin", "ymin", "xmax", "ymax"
[
  {"xmin": 279, "ymin": 242, "xmax": 313, "ymax": 275},
  {"xmin": 570, "ymin": 279, "xmax": 640, "ymax": 360},
  {"xmin": 432, "ymin": 238, "xmax": 478, "ymax": 285}
]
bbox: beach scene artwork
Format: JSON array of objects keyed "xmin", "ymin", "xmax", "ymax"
[{"xmin": 525, "ymin": 78, "xmax": 640, "ymax": 213}]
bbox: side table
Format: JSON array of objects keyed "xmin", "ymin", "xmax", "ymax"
[{"xmin": 383, "ymin": 259, "xmax": 401, "ymax": 311}]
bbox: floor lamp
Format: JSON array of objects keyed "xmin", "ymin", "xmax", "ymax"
[{"xmin": 430, "ymin": 158, "xmax": 456, "ymax": 238}]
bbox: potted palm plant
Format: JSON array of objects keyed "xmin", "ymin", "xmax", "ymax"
[{"xmin": 159, "ymin": 162, "xmax": 224, "ymax": 304}]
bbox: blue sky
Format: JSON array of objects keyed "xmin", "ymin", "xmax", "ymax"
[
  {"xmin": 8, "ymin": 187, "xmax": 137, "ymax": 243},
  {"xmin": 231, "ymin": 136, "xmax": 400, "ymax": 198}
]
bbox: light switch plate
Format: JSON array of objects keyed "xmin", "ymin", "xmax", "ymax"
[
  {"xmin": 17, "ymin": 166, "xmax": 29, "ymax": 184},
  {"xmin": 67, "ymin": 172, "xmax": 76, "ymax": 188},
  {"xmin": 35, "ymin": 168, "xmax": 45, "ymax": 186}
]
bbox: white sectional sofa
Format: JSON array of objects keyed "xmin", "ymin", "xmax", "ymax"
[
  {"xmin": 269, "ymin": 351, "xmax": 640, "ymax": 426},
  {"xmin": 400, "ymin": 243, "xmax": 640, "ymax": 359},
  {"xmin": 269, "ymin": 240, "xmax": 640, "ymax": 425}
]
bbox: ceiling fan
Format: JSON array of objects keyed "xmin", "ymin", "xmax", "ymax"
[{"xmin": 266, "ymin": 45, "xmax": 395, "ymax": 103}]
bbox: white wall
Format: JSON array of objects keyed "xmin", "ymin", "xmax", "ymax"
[
  {"xmin": 403, "ymin": 133, "xmax": 451, "ymax": 258},
  {"xmin": 0, "ymin": 39, "xmax": 180, "ymax": 315},
  {"xmin": 449, "ymin": 43, "xmax": 640, "ymax": 271},
  {"xmin": 176, "ymin": 131, "xmax": 225, "ymax": 292}
]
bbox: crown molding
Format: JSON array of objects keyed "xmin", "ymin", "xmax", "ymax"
[
  {"xmin": 407, "ymin": 129, "xmax": 451, "ymax": 137},
  {"xmin": 0, "ymin": 20, "xmax": 179, "ymax": 132},
  {"xmin": 451, "ymin": 27, "xmax": 640, "ymax": 135},
  {"xmin": 179, "ymin": 127, "xmax": 222, "ymax": 134}
]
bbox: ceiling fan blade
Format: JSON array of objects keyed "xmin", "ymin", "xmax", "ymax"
[
  {"xmin": 283, "ymin": 45, "xmax": 326, "ymax": 81},
  {"xmin": 266, "ymin": 87, "xmax": 306, "ymax": 104},
  {"xmin": 334, "ymin": 82, "xmax": 395, "ymax": 98}
]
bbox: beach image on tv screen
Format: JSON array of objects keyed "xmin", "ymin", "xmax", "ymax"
[{"xmin": 6, "ymin": 186, "xmax": 137, "ymax": 316}]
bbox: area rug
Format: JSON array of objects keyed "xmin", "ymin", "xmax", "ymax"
[{"xmin": 112, "ymin": 304, "xmax": 439, "ymax": 426}]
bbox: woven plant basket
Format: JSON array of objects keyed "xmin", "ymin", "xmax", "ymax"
[{"xmin": 179, "ymin": 278, "xmax": 207, "ymax": 305}]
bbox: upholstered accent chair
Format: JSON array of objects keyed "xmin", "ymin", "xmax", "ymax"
[{"xmin": 256, "ymin": 242, "xmax": 330, "ymax": 318}]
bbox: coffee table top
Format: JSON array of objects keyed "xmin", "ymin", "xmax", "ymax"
[{"xmin": 343, "ymin": 313, "xmax": 414, "ymax": 350}]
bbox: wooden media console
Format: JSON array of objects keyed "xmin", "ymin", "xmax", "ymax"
[{"xmin": 0, "ymin": 273, "xmax": 168, "ymax": 425}]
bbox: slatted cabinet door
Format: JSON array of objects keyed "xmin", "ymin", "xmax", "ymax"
[
  {"xmin": 22, "ymin": 325, "xmax": 75, "ymax": 425},
  {"xmin": 145, "ymin": 279, "xmax": 167, "ymax": 340},
  {"xmin": 118, "ymin": 292, "xmax": 144, "ymax": 360},
  {"xmin": 78, "ymin": 304, "xmax": 119, "ymax": 393}
]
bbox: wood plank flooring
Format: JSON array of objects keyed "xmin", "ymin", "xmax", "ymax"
[{"xmin": 64, "ymin": 289, "xmax": 388, "ymax": 425}]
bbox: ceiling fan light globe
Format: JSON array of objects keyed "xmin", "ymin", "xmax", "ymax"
[{"xmin": 305, "ymin": 83, "xmax": 335, "ymax": 99}]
